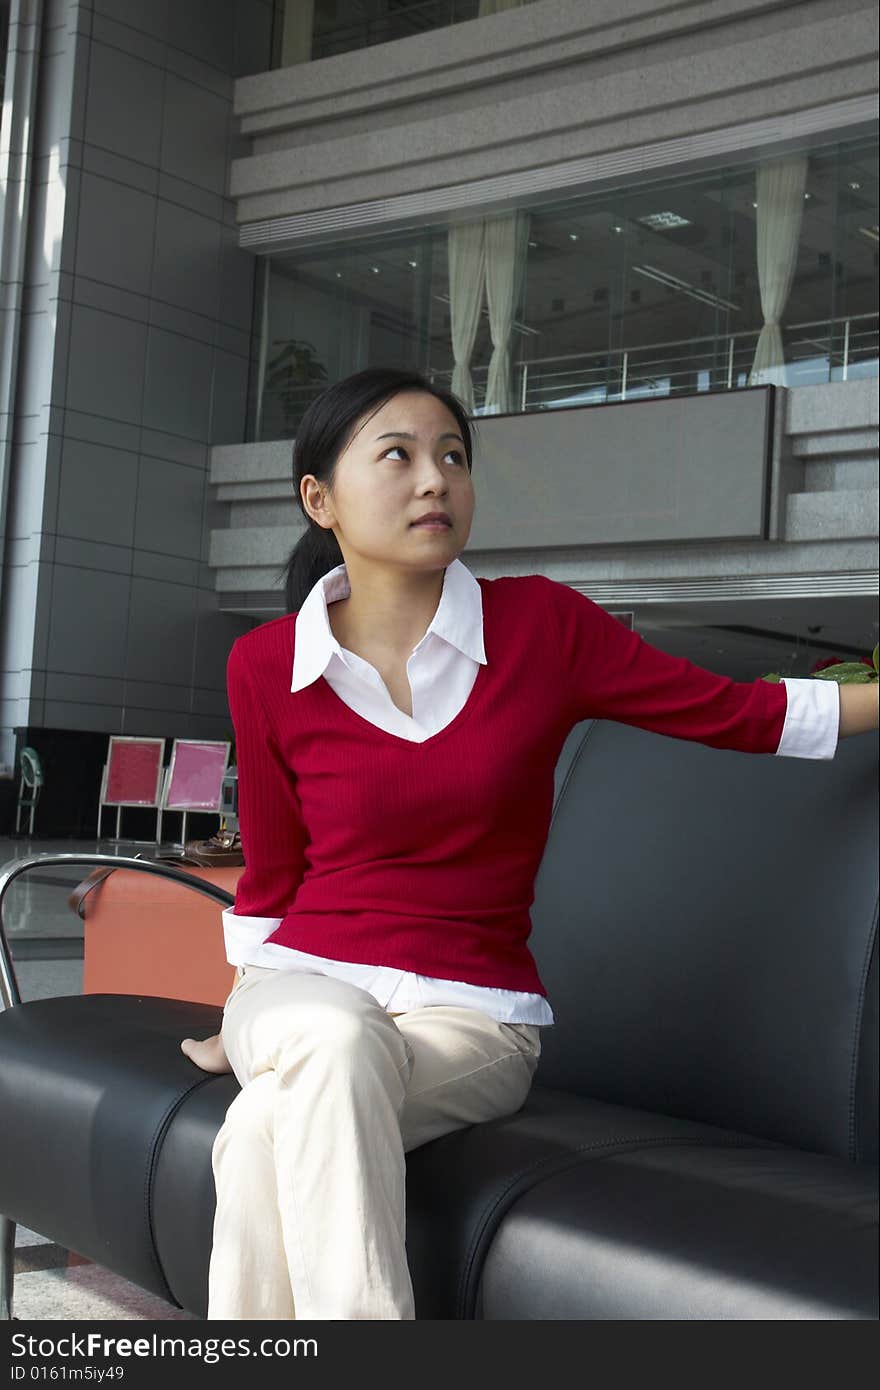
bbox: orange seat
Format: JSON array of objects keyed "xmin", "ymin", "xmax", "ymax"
[{"xmin": 82, "ymin": 865, "xmax": 244, "ymax": 1006}]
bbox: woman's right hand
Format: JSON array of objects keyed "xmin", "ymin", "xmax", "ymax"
[{"xmin": 181, "ymin": 1033, "xmax": 233, "ymax": 1075}]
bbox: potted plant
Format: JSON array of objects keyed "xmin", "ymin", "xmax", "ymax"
[{"xmin": 264, "ymin": 339, "xmax": 328, "ymax": 435}]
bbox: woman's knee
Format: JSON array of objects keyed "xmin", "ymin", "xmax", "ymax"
[
  {"xmin": 265, "ymin": 998, "xmax": 410, "ymax": 1093},
  {"xmin": 283, "ymin": 994, "xmax": 406, "ymax": 1066},
  {"xmin": 223, "ymin": 976, "xmax": 409, "ymax": 1083}
]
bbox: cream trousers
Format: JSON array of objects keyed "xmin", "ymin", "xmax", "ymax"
[{"xmin": 208, "ymin": 964, "xmax": 542, "ymax": 1320}]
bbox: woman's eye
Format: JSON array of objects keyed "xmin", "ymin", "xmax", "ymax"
[{"xmin": 382, "ymin": 447, "xmax": 465, "ymax": 466}]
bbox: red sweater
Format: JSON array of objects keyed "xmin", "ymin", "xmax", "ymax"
[{"xmin": 228, "ymin": 574, "xmax": 788, "ymax": 996}]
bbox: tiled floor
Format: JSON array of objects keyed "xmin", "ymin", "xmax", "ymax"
[
  {"xmin": 12, "ymin": 1231, "xmax": 197, "ymax": 1322},
  {"xmin": 1, "ymin": 834, "xmax": 202, "ymax": 1321}
]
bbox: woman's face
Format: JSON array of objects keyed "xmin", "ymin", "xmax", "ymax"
[{"xmin": 302, "ymin": 390, "xmax": 475, "ymax": 573}]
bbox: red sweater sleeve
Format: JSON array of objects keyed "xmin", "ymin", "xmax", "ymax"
[
  {"xmin": 227, "ymin": 637, "xmax": 309, "ymax": 917},
  {"xmin": 543, "ymin": 577, "xmax": 788, "ymax": 753}
]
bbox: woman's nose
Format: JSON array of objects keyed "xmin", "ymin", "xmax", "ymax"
[{"xmin": 416, "ymin": 462, "xmax": 448, "ymax": 490}]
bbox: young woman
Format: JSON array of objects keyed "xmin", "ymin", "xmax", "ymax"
[{"xmin": 182, "ymin": 367, "xmax": 878, "ymax": 1320}]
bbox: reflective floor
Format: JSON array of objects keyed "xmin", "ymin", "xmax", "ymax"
[{"xmin": 1, "ymin": 835, "xmax": 200, "ymax": 1322}]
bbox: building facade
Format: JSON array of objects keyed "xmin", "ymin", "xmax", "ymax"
[{"xmin": 0, "ymin": 0, "xmax": 877, "ymax": 833}]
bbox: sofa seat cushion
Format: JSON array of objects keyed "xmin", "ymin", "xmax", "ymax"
[
  {"xmin": 0, "ymin": 996, "xmax": 765, "ymax": 1316},
  {"xmin": 152, "ymin": 1075, "xmax": 784, "ymax": 1317},
  {"xmin": 3, "ymin": 995, "xmax": 875, "ymax": 1320},
  {"xmin": 476, "ymin": 1138, "xmax": 879, "ymax": 1320}
]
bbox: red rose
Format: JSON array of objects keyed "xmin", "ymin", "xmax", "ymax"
[{"xmin": 810, "ymin": 656, "xmax": 844, "ymax": 672}]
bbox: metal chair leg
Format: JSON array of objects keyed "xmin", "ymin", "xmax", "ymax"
[{"xmin": 0, "ymin": 1214, "xmax": 15, "ymax": 1319}]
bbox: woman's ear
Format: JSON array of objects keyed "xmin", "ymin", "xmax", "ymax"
[{"xmin": 301, "ymin": 476, "xmax": 335, "ymax": 529}]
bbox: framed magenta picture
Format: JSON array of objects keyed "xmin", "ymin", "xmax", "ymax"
[
  {"xmin": 163, "ymin": 740, "xmax": 231, "ymax": 813},
  {"xmin": 103, "ymin": 737, "xmax": 166, "ymax": 807}
]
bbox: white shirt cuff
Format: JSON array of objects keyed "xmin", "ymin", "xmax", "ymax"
[
  {"xmin": 776, "ymin": 677, "xmax": 840, "ymax": 759},
  {"xmin": 222, "ymin": 906, "xmax": 282, "ymax": 966}
]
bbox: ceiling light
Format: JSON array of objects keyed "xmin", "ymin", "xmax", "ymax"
[
  {"xmin": 370, "ymin": 266, "xmax": 380, "ymax": 274},
  {"xmin": 407, "ymin": 260, "xmax": 418, "ymax": 268},
  {"xmin": 632, "ymin": 264, "xmax": 741, "ymax": 312},
  {"xmin": 569, "ymin": 233, "xmax": 579, "ymax": 241},
  {"xmin": 858, "ymin": 225, "xmax": 879, "ymax": 242},
  {"xmin": 849, "ymin": 181, "xmax": 862, "ymax": 190},
  {"xmin": 638, "ymin": 211, "xmax": 692, "ymax": 229},
  {"xmin": 528, "ymin": 240, "xmax": 538, "ymax": 248},
  {"xmin": 611, "ymin": 224, "xmax": 623, "ymax": 234}
]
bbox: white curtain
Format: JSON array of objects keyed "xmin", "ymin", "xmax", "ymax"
[
  {"xmin": 282, "ymin": 0, "xmax": 315, "ymax": 66},
  {"xmin": 447, "ymin": 221, "xmax": 487, "ymax": 414},
  {"xmin": 484, "ymin": 211, "xmax": 531, "ymax": 414},
  {"xmin": 748, "ymin": 155, "xmax": 809, "ymax": 386}
]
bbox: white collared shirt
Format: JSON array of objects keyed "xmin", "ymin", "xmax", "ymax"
[{"xmin": 223, "ymin": 559, "xmax": 839, "ymax": 1025}]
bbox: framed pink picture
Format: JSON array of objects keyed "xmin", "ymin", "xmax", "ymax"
[
  {"xmin": 104, "ymin": 737, "xmax": 166, "ymax": 807},
  {"xmin": 163, "ymin": 740, "xmax": 231, "ymax": 812}
]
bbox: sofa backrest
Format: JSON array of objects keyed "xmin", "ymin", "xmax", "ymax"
[{"xmin": 532, "ymin": 720, "xmax": 878, "ymax": 1164}]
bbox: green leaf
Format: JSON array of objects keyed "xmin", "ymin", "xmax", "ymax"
[
  {"xmin": 812, "ymin": 664, "xmax": 876, "ymax": 683},
  {"xmin": 761, "ymin": 673, "xmax": 782, "ymax": 682},
  {"xmin": 873, "ymin": 643, "xmax": 879, "ymax": 673}
]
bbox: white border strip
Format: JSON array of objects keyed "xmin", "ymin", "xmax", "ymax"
[{"xmin": 567, "ymin": 573, "xmax": 879, "ymax": 603}]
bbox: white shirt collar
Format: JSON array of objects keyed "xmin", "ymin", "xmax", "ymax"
[{"xmin": 291, "ymin": 557, "xmax": 486, "ymax": 692}]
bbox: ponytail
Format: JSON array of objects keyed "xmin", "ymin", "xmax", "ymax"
[{"xmin": 284, "ymin": 527, "xmax": 344, "ymax": 615}]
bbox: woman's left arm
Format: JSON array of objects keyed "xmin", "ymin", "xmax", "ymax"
[
  {"xmin": 540, "ymin": 575, "xmax": 873, "ymax": 757},
  {"xmin": 838, "ymin": 683, "xmax": 880, "ymax": 738}
]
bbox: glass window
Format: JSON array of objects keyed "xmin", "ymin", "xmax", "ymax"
[
  {"xmin": 251, "ymin": 134, "xmax": 879, "ymax": 440},
  {"xmin": 272, "ymin": 0, "xmax": 537, "ymax": 66},
  {"xmin": 522, "ymin": 174, "xmax": 738, "ymax": 408},
  {"xmin": 832, "ymin": 141, "xmax": 879, "ymax": 381},
  {"xmin": 254, "ymin": 225, "xmax": 497, "ymax": 438}
]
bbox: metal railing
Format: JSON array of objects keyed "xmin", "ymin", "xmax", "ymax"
[
  {"xmin": 474, "ymin": 311, "xmax": 879, "ymax": 412},
  {"xmin": 256, "ymin": 311, "xmax": 878, "ymax": 436}
]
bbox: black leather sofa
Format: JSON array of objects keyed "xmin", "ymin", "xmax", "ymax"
[{"xmin": 0, "ymin": 718, "xmax": 877, "ymax": 1320}]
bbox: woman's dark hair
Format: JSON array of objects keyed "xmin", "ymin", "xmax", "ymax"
[{"xmin": 283, "ymin": 367, "xmax": 475, "ymax": 613}]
